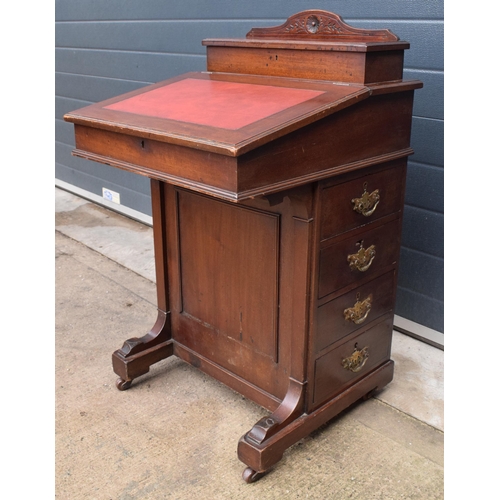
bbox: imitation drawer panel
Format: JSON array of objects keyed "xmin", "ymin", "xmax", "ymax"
[
  {"xmin": 315, "ymin": 271, "xmax": 396, "ymax": 353},
  {"xmin": 313, "ymin": 316, "xmax": 393, "ymax": 406},
  {"xmin": 318, "ymin": 218, "xmax": 400, "ymax": 299},
  {"xmin": 320, "ymin": 164, "xmax": 405, "ymax": 241}
]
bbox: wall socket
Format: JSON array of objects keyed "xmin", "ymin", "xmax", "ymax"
[{"xmin": 102, "ymin": 187, "xmax": 121, "ymax": 204}]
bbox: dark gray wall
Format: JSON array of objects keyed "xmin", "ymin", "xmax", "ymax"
[{"xmin": 55, "ymin": 0, "xmax": 444, "ymax": 333}]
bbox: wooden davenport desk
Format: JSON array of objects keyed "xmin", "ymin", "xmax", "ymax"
[{"xmin": 64, "ymin": 10, "xmax": 422, "ymax": 482}]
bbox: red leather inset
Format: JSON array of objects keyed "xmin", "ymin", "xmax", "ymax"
[{"xmin": 104, "ymin": 78, "xmax": 325, "ymax": 130}]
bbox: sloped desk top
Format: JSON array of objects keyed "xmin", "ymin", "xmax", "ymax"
[{"xmin": 64, "ymin": 71, "xmax": 370, "ymax": 157}]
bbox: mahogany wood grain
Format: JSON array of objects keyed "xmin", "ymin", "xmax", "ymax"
[
  {"xmin": 245, "ymin": 10, "xmax": 400, "ymax": 42},
  {"xmin": 165, "ymin": 184, "xmax": 317, "ymax": 403},
  {"xmin": 236, "ymin": 92, "xmax": 416, "ymax": 196},
  {"xmin": 238, "ymin": 360, "xmax": 394, "ymax": 474},
  {"xmin": 315, "ymin": 271, "xmax": 396, "ymax": 353},
  {"xmin": 111, "ymin": 180, "xmax": 173, "ymax": 389},
  {"xmin": 206, "ymin": 45, "xmax": 405, "ymax": 84},
  {"xmin": 318, "ymin": 218, "xmax": 401, "ymax": 299},
  {"xmin": 320, "ymin": 160, "xmax": 407, "ymax": 241},
  {"xmin": 65, "ymin": 72, "xmax": 370, "ymax": 157},
  {"xmin": 63, "ymin": 9, "xmax": 422, "ymax": 482},
  {"xmin": 205, "ymin": 10, "xmax": 407, "ymax": 85},
  {"xmin": 313, "ymin": 315, "xmax": 393, "ymax": 406}
]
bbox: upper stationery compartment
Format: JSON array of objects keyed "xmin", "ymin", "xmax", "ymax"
[{"xmin": 203, "ymin": 10, "xmax": 410, "ymax": 84}]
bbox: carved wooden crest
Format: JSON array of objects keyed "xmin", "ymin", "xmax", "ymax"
[{"xmin": 246, "ymin": 10, "xmax": 399, "ymax": 42}]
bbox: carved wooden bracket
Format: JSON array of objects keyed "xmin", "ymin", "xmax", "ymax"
[{"xmin": 246, "ymin": 10, "xmax": 399, "ymax": 42}]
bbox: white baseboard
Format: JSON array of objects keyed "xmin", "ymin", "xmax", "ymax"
[
  {"xmin": 394, "ymin": 315, "xmax": 443, "ymax": 350},
  {"xmin": 55, "ymin": 179, "xmax": 153, "ymax": 226}
]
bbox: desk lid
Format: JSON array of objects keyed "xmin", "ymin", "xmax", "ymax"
[{"xmin": 64, "ymin": 72, "xmax": 370, "ymax": 157}]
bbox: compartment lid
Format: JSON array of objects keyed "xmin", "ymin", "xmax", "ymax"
[{"xmin": 64, "ymin": 71, "xmax": 370, "ymax": 157}]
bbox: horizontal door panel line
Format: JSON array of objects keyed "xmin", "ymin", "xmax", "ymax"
[
  {"xmin": 56, "ymin": 46, "xmax": 205, "ymax": 57},
  {"xmin": 400, "ymin": 245, "xmax": 444, "ymax": 262},
  {"xmin": 55, "ymin": 70, "xmax": 153, "ymax": 85},
  {"xmin": 56, "ymin": 18, "xmax": 288, "ymax": 25},
  {"xmin": 407, "ymin": 159, "xmax": 444, "ymax": 170},
  {"xmin": 412, "ymin": 115, "xmax": 443, "ymax": 124},
  {"xmin": 396, "ymin": 285, "xmax": 444, "ymax": 303},
  {"xmin": 403, "ymin": 204, "xmax": 444, "ymax": 217},
  {"xmin": 56, "ymin": 95, "xmax": 94, "ymax": 107}
]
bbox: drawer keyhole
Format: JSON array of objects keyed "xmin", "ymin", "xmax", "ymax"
[{"xmin": 141, "ymin": 140, "xmax": 145, "ymax": 149}]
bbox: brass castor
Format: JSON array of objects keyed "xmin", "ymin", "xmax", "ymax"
[
  {"xmin": 242, "ymin": 467, "xmax": 265, "ymax": 483},
  {"xmin": 116, "ymin": 378, "xmax": 133, "ymax": 391}
]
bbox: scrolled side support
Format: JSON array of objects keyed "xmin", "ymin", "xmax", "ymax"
[{"xmin": 112, "ymin": 309, "xmax": 173, "ymax": 390}]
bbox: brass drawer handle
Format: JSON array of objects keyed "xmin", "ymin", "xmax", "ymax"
[
  {"xmin": 344, "ymin": 293, "xmax": 372, "ymax": 324},
  {"xmin": 352, "ymin": 183, "xmax": 380, "ymax": 217},
  {"xmin": 342, "ymin": 344, "xmax": 369, "ymax": 373},
  {"xmin": 347, "ymin": 241, "xmax": 376, "ymax": 272}
]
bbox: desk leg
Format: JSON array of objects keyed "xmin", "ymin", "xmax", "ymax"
[
  {"xmin": 238, "ymin": 360, "xmax": 394, "ymax": 482},
  {"xmin": 112, "ymin": 179, "xmax": 173, "ymax": 390},
  {"xmin": 112, "ymin": 311, "xmax": 173, "ymax": 390}
]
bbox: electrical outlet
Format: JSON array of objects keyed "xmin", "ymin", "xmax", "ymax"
[{"xmin": 102, "ymin": 188, "xmax": 121, "ymax": 204}]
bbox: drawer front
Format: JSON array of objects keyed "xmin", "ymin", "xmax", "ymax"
[
  {"xmin": 315, "ymin": 271, "xmax": 396, "ymax": 353},
  {"xmin": 313, "ymin": 317, "xmax": 393, "ymax": 406},
  {"xmin": 320, "ymin": 165, "xmax": 405, "ymax": 241},
  {"xmin": 318, "ymin": 218, "xmax": 400, "ymax": 298}
]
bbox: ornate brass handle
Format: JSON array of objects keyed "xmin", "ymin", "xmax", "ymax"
[
  {"xmin": 347, "ymin": 241, "xmax": 376, "ymax": 272},
  {"xmin": 352, "ymin": 183, "xmax": 380, "ymax": 217},
  {"xmin": 342, "ymin": 344, "xmax": 369, "ymax": 373},
  {"xmin": 344, "ymin": 293, "xmax": 372, "ymax": 324}
]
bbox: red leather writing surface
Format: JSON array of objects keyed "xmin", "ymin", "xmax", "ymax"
[{"xmin": 104, "ymin": 78, "xmax": 325, "ymax": 130}]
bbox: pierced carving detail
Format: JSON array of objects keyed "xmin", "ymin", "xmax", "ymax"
[
  {"xmin": 284, "ymin": 14, "xmax": 343, "ymax": 36},
  {"xmin": 246, "ymin": 10, "xmax": 399, "ymax": 42}
]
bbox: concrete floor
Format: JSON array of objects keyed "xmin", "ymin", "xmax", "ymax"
[{"xmin": 55, "ymin": 187, "xmax": 444, "ymax": 499}]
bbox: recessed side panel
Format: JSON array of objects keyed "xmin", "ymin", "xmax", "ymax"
[{"xmin": 177, "ymin": 190, "xmax": 280, "ymax": 362}]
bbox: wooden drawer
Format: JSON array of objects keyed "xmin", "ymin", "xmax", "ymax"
[
  {"xmin": 320, "ymin": 164, "xmax": 405, "ymax": 241},
  {"xmin": 313, "ymin": 316, "xmax": 393, "ymax": 406},
  {"xmin": 318, "ymin": 218, "xmax": 400, "ymax": 298},
  {"xmin": 315, "ymin": 271, "xmax": 396, "ymax": 353}
]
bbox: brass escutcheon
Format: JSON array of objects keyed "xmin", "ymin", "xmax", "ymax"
[
  {"xmin": 352, "ymin": 183, "xmax": 380, "ymax": 216},
  {"xmin": 347, "ymin": 241, "xmax": 376, "ymax": 272},
  {"xmin": 344, "ymin": 293, "xmax": 372, "ymax": 324},
  {"xmin": 342, "ymin": 345, "xmax": 369, "ymax": 373}
]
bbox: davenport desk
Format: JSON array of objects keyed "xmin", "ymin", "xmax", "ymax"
[{"xmin": 64, "ymin": 10, "xmax": 422, "ymax": 482}]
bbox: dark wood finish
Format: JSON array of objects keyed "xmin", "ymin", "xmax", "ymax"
[
  {"xmin": 112, "ymin": 179, "xmax": 173, "ymax": 389},
  {"xmin": 315, "ymin": 272, "xmax": 396, "ymax": 353},
  {"xmin": 319, "ymin": 160, "xmax": 406, "ymax": 241},
  {"xmin": 313, "ymin": 316, "xmax": 394, "ymax": 406},
  {"xmin": 205, "ymin": 44, "xmax": 407, "ymax": 84},
  {"xmin": 245, "ymin": 10, "xmax": 399, "ymax": 42},
  {"xmin": 318, "ymin": 217, "xmax": 402, "ymax": 299},
  {"xmin": 204, "ymin": 10, "xmax": 408, "ymax": 85},
  {"xmin": 63, "ymin": 10, "xmax": 421, "ymax": 482},
  {"xmin": 66, "ymin": 72, "xmax": 370, "ymax": 157}
]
